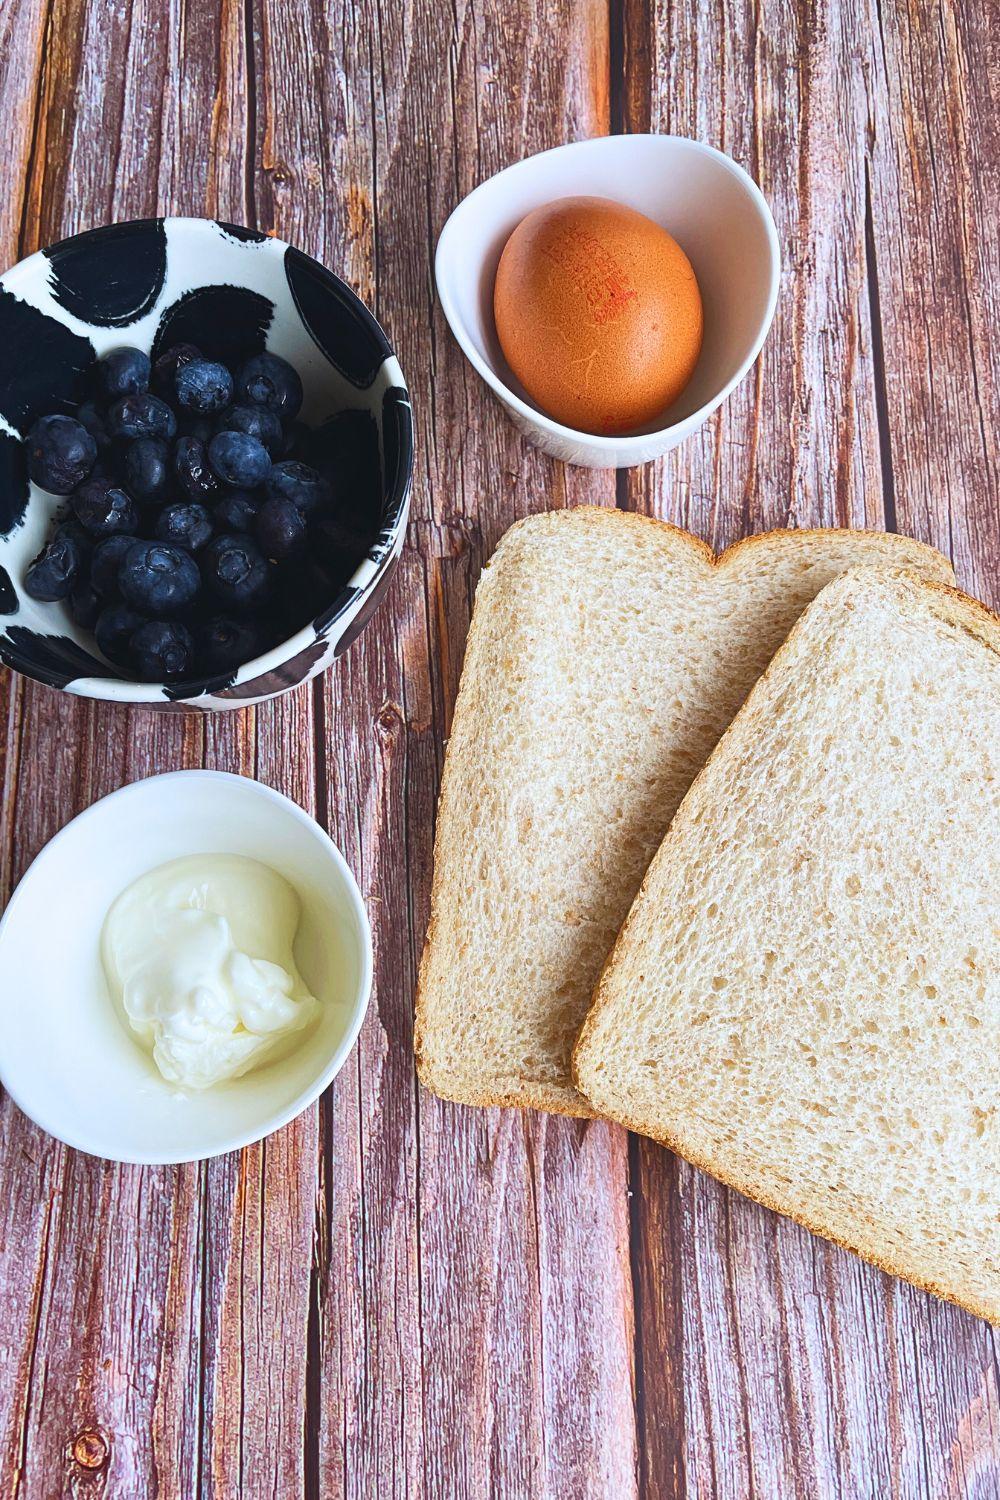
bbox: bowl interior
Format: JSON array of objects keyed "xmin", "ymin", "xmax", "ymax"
[
  {"xmin": 437, "ymin": 135, "xmax": 779, "ymax": 438},
  {"xmin": 0, "ymin": 772, "xmax": 371, "ymax": 1162},
  {"xmin": 0, "ymin": 218, "xmax": 412, "ymax": 702}
]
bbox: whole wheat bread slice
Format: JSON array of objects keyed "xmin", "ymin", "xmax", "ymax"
[
  {"xmin": 574, "ymin": 567, "xmax": 1000, "ymax": 1322},
  {"xmin": 416, "ymin": 508, "xmax": 954, "ymax": 1116}
]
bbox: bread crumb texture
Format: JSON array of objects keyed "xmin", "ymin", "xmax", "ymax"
[
  {"xmin": 575, "ymin": 567, "xmax": 1000, "ymax": 1323},
  {"xmin": 416, "ymin": 507, "xmax": 955, "ymax": 1116}
]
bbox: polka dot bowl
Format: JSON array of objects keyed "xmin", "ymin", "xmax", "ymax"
[{"xmin": 0, "ymin": 218, "xmax": 413, "ymax": 710}]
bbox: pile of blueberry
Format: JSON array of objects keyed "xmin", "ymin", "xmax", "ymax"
[{"xmin": 22, "ymin": 344, "xmax": 375, "ymax": 682}]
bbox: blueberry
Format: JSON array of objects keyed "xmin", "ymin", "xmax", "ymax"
[
  {"xmin": 208, "ymin": 431, "xmax": 271, "ymax": 489},
  {"xmin": 201, "ymin": 534, "xmax": 271, "ymax": 610},
  {"xmin": 69, "ymin": 578, "xmax": 101, "ymax": 630},
  {"xmin": 264, "ymin": 459, "xmax": 330, "ymax": 516},
  {"xmin": 97, "ymin": 346, "xmax": 150, "ymax": 400},
  {"xmin": 95, "ymin": 603, "xmax": 147, "ymax": 666},
  {"xmin": 24, "ymin": 530, "xmax": 86, "ymax": 601},
  {"xmin": 119, "ymin": 540, "xmax": 201, "ymax": 614},
  {"xmin": 213, "ymin": 490, "xmax": 260, "ymax": 533},
  {"xmin": 90, "ymin": 533, "xmax": 134, "ymax": 595},
  {"xmin": 107, "ymin": 392, "xmax": 177, "ymax": 442},
  {"xmin": 234, "ymin": 352, "xmax": 303, "ymax": 419},
  {"xmin": 254, "ymin": 497, "xmax": 307, "ymax": 560},
  {"xmin": 26, "ymin": 414, "xmax": 97, "ymax": 494},
  {"xmin": 118, "ymin": 436, "xmax": 170, "ymax": 504},
  {"xmin": 153, "ymin": 341, "xmax": 200, "ymax": 396},
  {"xmin": 154, "ymin": 502, "xmax": 213, "ymax": 552},
  {"xmin": 197, "ymin": 615, "xmax": 261, "ymax": 675},
  {"xmin": 175, "ymin": 358, "xmax": 233, "ymax": 415},
  {"xmin": 174, "ymin": 436, "xmax": 222, "ymax": 502},
  {"xmin": 131, "ymin": 619, "xmax": 195, "ymax": 682},
  {"xmin": 76, "ymin": 401, "xmax": 111, "ymax": 452},
  {"xmin": 53, "ymin": 517, "xmax": 94, "ymax": 554},
  {"xmin": 71, "ymin": 477, "xmax": 140, "ymax": 538},
  {"xmin": 218, "ymin": 403, "xmax": 284, "ymax": 456}
]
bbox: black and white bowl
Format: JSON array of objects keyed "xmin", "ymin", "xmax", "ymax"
[{"xmin": 0, "ymin": 218, "xmax": 413, "ymax": 710}]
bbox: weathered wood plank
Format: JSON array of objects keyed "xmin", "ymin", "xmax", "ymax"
[
  {"xmin": 199, "ymin": 689, "xmax": 320, "ymax": 1499},
  {"xmin": 0, "ymin": 0, "xmax": 36, "ymax": 1416},
  {"xmin": 868, "ymin": 0, "xmax": 999, "ymax": 608},
  {"xmin": 264, "ymin": 0, "xmax": 640, "ymax": 1491},
  {"xmin": 0, "ymin": 6, "xmax": 177, "ymax": 1494},
  {"xmin": 865, "ymin": 1, "xmax": 1000, "ymax": 1493},
  {"xmin": 315, "ymin": 558, "xmax": 425, "ymax": 1494},
  {"xmin": 181, "ymin": 0, "xmax": 325, "ymax": 1489},
  {"xmin": 411, "ymin": 0, "xmax": 640, "ymax": 1480},
  {"xmin": 0, "ymin": 0, "xmax": 49, "ymax": 261},
  {"xmin": 622, "ymin": 0, "xmax": 885, "ymax": 548},
  {"xmin": 0, "ymin": 2, "xmax": 285, "ymax": 1497},
  {"xmin": 620, "ymin": 0, "xmax": 891, "ymax": 1485},
  {"xmin": 620, "ymin": 0, "xmax": 1000, "ymax": 1495}
]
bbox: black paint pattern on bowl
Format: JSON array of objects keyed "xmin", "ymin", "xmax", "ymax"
[
  {"xmin": 335, "ymin": 567, "xmax": 402, "ymax": 654},
  {"xmin": 284, "ymin": 247, "xmax": 389, "ymax": 388},
  {"xmin": 0, "ymin": 564, "xmax": 18, "ymax": 615},
  {"xmin": 0, "ymin": 626, "xmax": 119, "ymax": 689},
  {"xmin": 44, "ymin": 220, "xmax": 167, "ymax": 327},
  {"xmin": 151, "ymin": 286, "xmax": 273, "ymax": 370},
  {"xmin": 307, "ymin": 408, "xmax": 382, "ymax": 534},
  {"xmin": 332, "ymin": 563, "xmax": 398, "ymax": 656},
  {"xmin": 380, "ymin": 385, "xmax": 412, "ymax": 533},
  {"xmin": 314, "ymin": 583, "xmax": 365, "ymax": 639},
  {"xmin": 0, "ymin": 430, "xmax": 29, "ymax": 538},
  {"xmin": 213, "ymin": 636, "xmax": 329, "ymax": 700},
  {"xmin": 163, "ymin": 668, "xmax": 238, "ymax": 703},
  {"xmin": 0, "ymin": 287, "xmax": 94, "ymax": 434},
  {"xmin": 215, "ymin": 222, "xmax": 268, "ymax": 244}
]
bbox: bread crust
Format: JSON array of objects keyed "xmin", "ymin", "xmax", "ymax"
[
  {"xmin": 416, "ymin": 510, "xmax": 956, "ymax": 1116},
  {"xmin": 413, "ymin": 1065, "xmax": 596, "ymax": 1118},
  {"xmin": 461, "ymin": 503, "xmax": 956, "ymax": 580},
  {"xmin": 578, "ymin": 1107, "xmax": 998, "ymax": 1326},
  {"xmin": 573, "ymin": 565, "xmax": 1000, "ymax": 1324}
]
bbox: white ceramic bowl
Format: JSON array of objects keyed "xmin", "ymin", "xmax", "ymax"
[
  {"xmin": 435, "ymin": 135, "xmax": 780, "ymax": 468},
  {"xmin": 0, "ymin": 217, "xmax": 413, "ymax": 710},
  {"xmin": 0, "ymin": 771, "xmax": 372, "ymax": 1163}
]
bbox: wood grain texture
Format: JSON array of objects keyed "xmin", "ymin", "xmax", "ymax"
[
  {"xmin": 868, "ymin": 0, "xmax": 1000, "ymax": 607},
  {"xmin": 0, "ymin": 2, "xmax": 317, "ymax": 1497},
  {"xmin": 283, "ymin": 0, "xmax": 638, "ymax": 1491},
  {"xmin": 619, "ymin": 0, "xmax": 1000, "ymax": 1496},
  {"xmin": 0, "ymin": 0, "xmax": 995, "ymax": 1495}
]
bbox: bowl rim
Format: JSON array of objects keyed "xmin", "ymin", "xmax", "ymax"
[
  {"xmin": 0, "ymin": 216, "xmax": 414, "ymax": 704},
  {"xmin": 434, "ymin": 133, "xmax": 781, "ymax": 454},
  {"xmin": 0, "ymin": 768, "xmax": 374, "ymax": 1163}
]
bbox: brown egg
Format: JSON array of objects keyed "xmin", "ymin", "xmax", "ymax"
[{"xmin": 494, "ymin": 196, "xmax": 703, "ymax": 436}]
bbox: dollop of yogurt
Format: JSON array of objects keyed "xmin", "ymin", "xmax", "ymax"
[{"xmin": 102, "ymin": 854, "xmax": 319, "ymax": 1089}]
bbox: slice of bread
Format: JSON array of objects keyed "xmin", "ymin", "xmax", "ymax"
[
  {"xmin": 574, "ymin": 568, "xmax": 1000, "ymax": 1322},
  {"xmin": 416, "ymin": 508, "xmax": 955, "ymax": 1116}
]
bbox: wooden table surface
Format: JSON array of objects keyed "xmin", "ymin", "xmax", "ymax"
[{"xmin": 0, "ymin": 0, "xmax": 997, "ymax": 1495}]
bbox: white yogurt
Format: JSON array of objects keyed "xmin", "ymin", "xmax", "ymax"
[{"xmin": 102, "ymin": 854, "xmax": 319, "ymax": 1089}]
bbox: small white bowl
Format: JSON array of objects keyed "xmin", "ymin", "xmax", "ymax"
[
  {"xmin": 0, "ymin": 217, "xmax": 413, "ymax": 710},
  {"xmin": 435, "ymin": 135, "xmax": 780, "ymax": 468},
  {"xmin": 0, "ymin": 771, "xmax": 372, "ymax": 1163}
]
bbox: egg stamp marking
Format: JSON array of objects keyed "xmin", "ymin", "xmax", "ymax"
[{"xmin": 541, "ymin": 228, "xmax": 638, "ymax": 325}]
